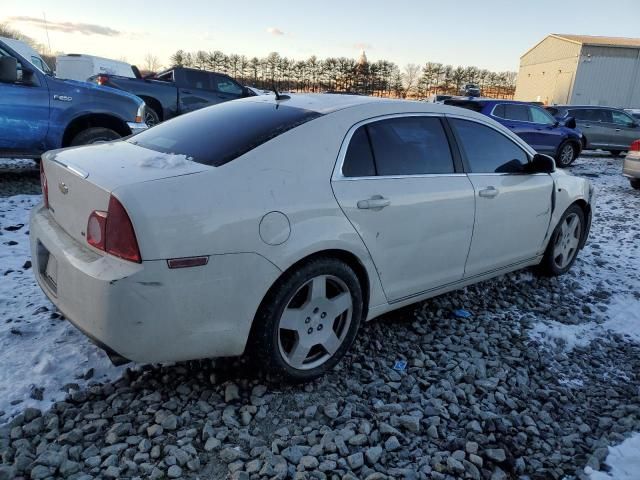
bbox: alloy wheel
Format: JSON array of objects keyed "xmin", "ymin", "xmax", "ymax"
[
  {"xmin": 552, "ymin": 212, "xmax": 581, "ymax": 269},
  {"xmin": 277, "ymin": 274, "xmax": 352, "ymax": 370}
]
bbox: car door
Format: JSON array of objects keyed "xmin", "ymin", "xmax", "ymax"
[
  {"xmin": 332, "ymin": 115, "xmax": 475, "ymax": 302},
  {"xmin": 213, "ymin": 75, "xmax": 245, "ymax": 102},
  {"xmin": 0, "ymin": 46, "xmax": 49, "ymax": 153},
  {"xmin": 570, "ymin": 108, "xmax": 609, "ymax": 148},
  {"xmin": 527, "ymin": 105, "xmax": 565, "ymax": 154},
  {"xmin": 448, "ymin": 117, "xmax": 554, "ymax": 277},
  {"xmin": 610, "ymin": 109, "xmax": 640, "ymax": 151},
  {"xmin": 177, "ymin": 69, "xmax": 224, "ymax": 114}
]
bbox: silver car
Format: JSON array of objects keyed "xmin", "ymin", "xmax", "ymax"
[
  {"xmin": 547, "ymin": 105, "xmax": 640, "ymax": 156},
  {"xmin": 623, "ymin": 140, "xmax": 640, "ymax": 189}
]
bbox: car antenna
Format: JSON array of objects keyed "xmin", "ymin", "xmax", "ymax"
[{"xmin": 273, "ymin": 84, "xmax": 290, "ymax": 101}]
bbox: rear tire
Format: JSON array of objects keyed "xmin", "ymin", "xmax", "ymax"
[
  {"xmin": 537, "ymin": 204, "xmax": 585, "ymax": 276},
  {"xmin": 250, "ymin": 257, "xmax": 363, "ymax": 382},
  {"xmin": 631, "ymin": 178, "xmax": 640, "ymax": 190},
  {"xmin": 555, "ymin": 141, "xmax": 577, "ymax": 168},
  {"xmin": 610, "ymin": 150, "xmax": 623, "ymax": 157},
  {"xmin": 70, "ymin": 127, "xmax": 120, "ymax": 146}
]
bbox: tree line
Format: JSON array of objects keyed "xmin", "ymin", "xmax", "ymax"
[{"xmin": 170, "ymin": 49, "xmax": 517, "ymax": 99}]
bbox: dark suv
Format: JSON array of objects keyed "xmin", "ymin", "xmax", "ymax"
[
  {"xmin": 546, "ymin": 106, "xmax": 640, "ymax": 156},
  {"xmin": 445, "ymin": 99, "xmax": 583, "ymax": 167}
]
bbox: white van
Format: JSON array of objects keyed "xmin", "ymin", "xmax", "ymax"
[
  {"xmin": 55, "ymin": 54, "xmax": 137, "ymax": 82},
  {"xmin": 0, "ymin": 36, "xmax": 52, "ymax": 74}
]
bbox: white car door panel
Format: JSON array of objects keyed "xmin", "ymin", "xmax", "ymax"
[
  {"xmin": 464, "ymin": 174, "xmax": 553, "ymax": 275},
  {"xmin": 333, "ymin": 176, "xmax": 475, "ymax": 301}
]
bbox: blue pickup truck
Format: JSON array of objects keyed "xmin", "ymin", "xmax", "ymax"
[{"xmin": 0, "ymin": 37, "xmax": 147, "ymax": 158}]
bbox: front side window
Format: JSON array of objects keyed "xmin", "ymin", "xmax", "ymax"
[
  {"xmin": 450, "ymin": 119, "xmax": 529, "ymax": 173},
  {"xmin": 503, "ymin": 104, "xmax": 530, "ymax": 122},
  {"xmin": 611, "ymin": 110, "xmax": 635, "ymax": 127},
  {"xmin": 529, "ymin": 106, "xmax": 556, "ymax": 125},
  {"xmin": 215, "ymin": 76, "xmax": 243, "ymax": 95},
  {"xmin": 129, "ymin": 101, "xmax": 322, "ymax": 166}
]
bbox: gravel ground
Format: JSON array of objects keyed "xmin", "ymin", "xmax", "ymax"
[{"xmin": 1, "ymin": 154, "xmax": 639, "ymax": 480}]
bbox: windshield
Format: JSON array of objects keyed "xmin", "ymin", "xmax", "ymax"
[{"xmin": 128, "ymin": 100, "xmax": 323, "ymax": 167}]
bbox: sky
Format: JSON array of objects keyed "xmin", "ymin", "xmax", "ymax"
[{"xmin": 2, "ymin": 0, "xmax": 640, "ymax": 72}]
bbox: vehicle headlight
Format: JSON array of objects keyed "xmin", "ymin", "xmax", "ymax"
[{"xmin": 135, "ymin": 103, "xmax": 146, "ymax": 123}]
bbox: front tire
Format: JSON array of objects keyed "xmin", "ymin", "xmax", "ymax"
[
  {"xmin": 538, "ymin": 204, "xmax": 585, "ymax": 276},
  {"xmin": 70, "ymin": 127, "xmax": 120, "ymax": 146},
  {"xmin": 555, "ymin": 141, "xmax": 577, "ymax": 168},
  {"xmin": 610, "ymin": 150, "xmax": 623, "ymax": 157},
  {"xmin": 631, "ymin": 178, "xmax": 640, "ymax": 190},
  {"xmin": 251, "ymin": 258, "xmax": 364, "ymax": 382},
  {"xmin": 144, "ymin": 108, "xmax": 160, "ymax": 127}
]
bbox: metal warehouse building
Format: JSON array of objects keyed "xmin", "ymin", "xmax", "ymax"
[{"xmin": 514, "ymin": 34, "xmax": 640, "ymax": 108}]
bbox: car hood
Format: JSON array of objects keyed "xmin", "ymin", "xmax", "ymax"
[{"xmin": 48, "ymin": 77, "xmax": 144, "ymax": 104}]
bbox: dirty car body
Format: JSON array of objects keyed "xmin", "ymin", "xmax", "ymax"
[{"xmin": 30, "ymin": 95, "xmax": 594, "ymax": 377}]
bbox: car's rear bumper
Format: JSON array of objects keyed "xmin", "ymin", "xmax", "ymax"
[{"xmin": 29, "ymin": 204, "xmax": 281, "ymax": 364}]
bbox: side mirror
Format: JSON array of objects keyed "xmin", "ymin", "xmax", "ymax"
[
  {"xmin": 0, "ymin": 56, "xmax": 18, "ymax": 83},
  {"xmin": 527, "ymin": 153, "xmax": 556, "ymax": 173},
  {"xmin": 563, "ymin": 116, "xmax": 577, "ymax": 129}
]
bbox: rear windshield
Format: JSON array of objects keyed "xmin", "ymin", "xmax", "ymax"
[
  {"xmin": 443, "ymin": 99, "xmax": 483, "ymax": 112},
  {"xmin": 128, "ymin": 101, "xmax": 322, "ymax": 166}
]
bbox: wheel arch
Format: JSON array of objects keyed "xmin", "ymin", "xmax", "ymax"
[
  {"xmin": 138, "ymin": 95, "xmax": 163, "ymax": 121},
  {"xmin": 62, "ymin": 113, "xmax": 131, "ymax": 147},
  {"xmin": 250, "ymin": 248, "xmax": 372, "ymax": 339}
]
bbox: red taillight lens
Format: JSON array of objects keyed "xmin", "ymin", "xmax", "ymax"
[
  {"xmin": 40, "ymin": 160, "xmax": 49, "ymax": 209},
  {"xmin": 631, "ymin": 140, "xmax": 640, "ymax": 152},
  {"xmin": 87, "ymin": 210, "xmax": 107, "ymax": 250},
  {"xmin": 86, "ymin": 195, "xmax": 141, "ymax": 263},
  {"xmin": 97, "ymin": 74, "xmax": 108, "ymax": 85}
]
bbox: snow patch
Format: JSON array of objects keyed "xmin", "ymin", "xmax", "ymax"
[
  {"xmin": 0, "ymin": 195, "xmax": 125, "ymax": 422},
  {"xmin": 585, "ymin": 433, "xmax": 640, "ymax": 480},
  {"xmin": 529, "ymin": 294, "xmax": 640, "ymax": 352},
  {"xmin": 138, "ymin": 153, "xmax": 192, "ymax": 169}
]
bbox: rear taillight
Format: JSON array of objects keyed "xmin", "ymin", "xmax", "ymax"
[
  {"xmin": 96, "ymin": 74, "xmax": 108, "ymax": 85},
  {"xmin": 631, "ymin": 140, "xmax": 640, "ymax": 152},
  {"xmin": 86, "ymin": 195, "xmax": 141, "ymax": 263},
  {"xmin": 40, "ymin": 160, "xmax": 49, "ymax": 209}
]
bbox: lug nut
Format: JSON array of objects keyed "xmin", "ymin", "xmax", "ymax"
[
  {"xmin": 307, "ymin": 328, "xmax": 313, "ymax": 334},
  {"xmin": 317, "ymin": 324, "xmax": 323, "ymax": 331},
  {"xmin": 321, "ymin": 312, "xmax": 326, "ymax": 319},
  {"xmin": 305, "ymin": 317, "xmax": 311, "ymax": 324},
  {"xmin": 313, "ymin": 307, "xmax": 319, "ymax": 314}
]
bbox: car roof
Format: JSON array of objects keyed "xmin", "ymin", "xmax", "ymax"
[
  {"xmin": 551, "ymin": 105, "xmax": 620, "ymax": 109},
  {"xmin": 239, "ymin": 93, "xmax": 494, "ymax": 118}
]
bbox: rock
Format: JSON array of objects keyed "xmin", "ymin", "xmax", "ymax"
[
  {"xmin": 220, "ymin": 447, "xmax": 244, "ymax": 463},
  {"xmin": 300, "ymin": 455, "xmax": 319, "ymax": 469},
  {"xmin": 447, "ymin": 456, "xmax": 465, "ymax": 473},
  {"xmin": 465, "ymin": 441, "xmax": 479, "ymax": 455},
  {"xmin": 29, "ymin": 465, "xmax": 51, "ymax": 480},
  {"xmin": 384, "ymin": 435, "xmax": 400, "ymax": 452},
  {"xmin": 167, "ymin": 465, "xmax": 183, "ymax": 478},
  {"xmin": 161, "ymin": 414, "xmax": 178, "ymax": 430},
  {"xmin": 347, "ymin": 452, "xmax": 364, "ymax": 469},
  {"xmin": 348, "ymin": 433, "xmax": 368, "ymax": 446},
  {"xmin": 484, "ymin": 448, "xmax": 506, "ymax": 463},
  {"xmin": 397, "ymin": 415, "xmax": 421, "ymax": 433},
  {"xmin": 225, "ymin": 383, "xmax": 240, "ymax": 402},
  {"xmin": 204, "ymin": 437, "xmax": 221, "ymax": 452},
  {"xmin": 365, "ymin": 445, "xmax": 383, "ymax": 465},
  {"xmin": 281, "ymin": 445, "xmax": 303, "ymax": 464}
]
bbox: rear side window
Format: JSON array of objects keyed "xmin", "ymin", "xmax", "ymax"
[
  {"xmin": 129, "ymin": 101, "xmax": 322, "ymax": 166},
  {"xmin": 450, "ymin": 119, "xmax": 529, "ymax": 173},
  {"xmin": 492, "ymin": 104, "xmax": 506, "ymax": 118},
  {"xmin": 343, "ymin": 127, "xmax": 376, "ymax": 177},
  {"xmin": 569, "ymin": 109, "xmax": 606, "ymax": 122},
  {"xmin": 368, "ymin": 117, "xmax": 454, "ymax": 175},
  {"xmin": 503, "ymin": 104, "xmax": 530, "ymax": 122},
  {"xmin": 529, "ymin": 106, "xmax": 555, "ymax": 125}
]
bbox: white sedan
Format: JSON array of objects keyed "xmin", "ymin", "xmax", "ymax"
[{"xmin": 30, "ymin": 94, "xmax": 594, "ymax": 381}]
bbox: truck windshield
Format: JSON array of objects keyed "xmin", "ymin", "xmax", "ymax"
[{"xmin": 128, "ymin": 100, "xmax": 323, "ymax": 167}]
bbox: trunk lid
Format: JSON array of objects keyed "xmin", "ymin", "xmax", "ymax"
[{"xmin": 43, "ymin": 141, "xmax": 209, "ymax": 247}]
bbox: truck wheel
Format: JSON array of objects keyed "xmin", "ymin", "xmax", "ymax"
[
  {"xmin": 631, "ymin": 179, "xmax": 640, "ymax": 190},
  {"xmin": 144, "ymin": 108, "xmax": 160, "ymax": 127},
  {"xmin": 70, "ymin": 128, "xmax": 121, "ymax": 146},
  {"xmin": 609, "ymin": 150, "xmax": 623, "ymax": 157}
]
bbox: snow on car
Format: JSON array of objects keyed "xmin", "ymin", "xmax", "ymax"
[{"xmin": 30, "ymin": 94, "xmax": 594, "ymax": 381}]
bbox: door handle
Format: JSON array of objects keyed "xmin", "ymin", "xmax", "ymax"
[
  {"xmin": 583, "ymin": 124, "xmax": 591, "ymax": 128},
  {"xmin": 217, "ymin": 94, "xmax": 227, "ymax": 99},
  {"xmin": 478, "ymin": 186, "xmax": 499, "ymax": 198},
  {"xmin": 615, "ymin": 128, "xmax": 621, "ymax": 132},
  {"xmin": 181, "ymin": 89, "xmax": 192, "ymax": 94},
  {"xmin": 357, "ymin": 196, "xmax": 391, "ymax": 210}
]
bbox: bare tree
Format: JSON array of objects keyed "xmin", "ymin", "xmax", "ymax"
[
  {"xmin": 401, "ymin": 63, "xmax": 421, "ymax": 98},
  {"xmin": 143, "ymin": 53, "xmax": 161, "ymax": 73}
]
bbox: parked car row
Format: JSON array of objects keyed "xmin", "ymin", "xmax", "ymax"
[
  {"xmin": 0, "ymin": 36, "xmax": 148, "ymax": 158},
  {"xmin": 444, "ymin": 98, "xmax": 583, "ymax": 167}
]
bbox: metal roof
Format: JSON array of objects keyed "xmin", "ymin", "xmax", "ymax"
[{"xmin": 552, "ymin": 34, "xmax": 640, "ymax": 48}]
